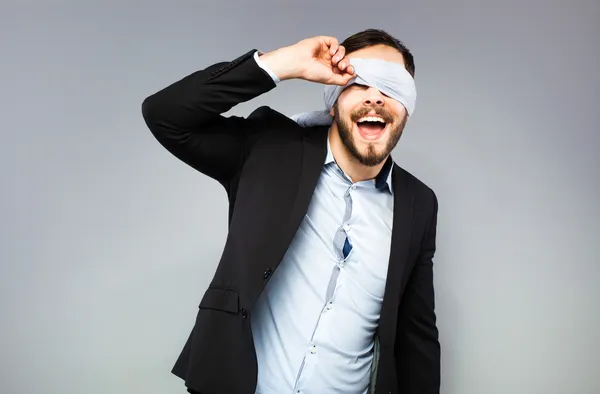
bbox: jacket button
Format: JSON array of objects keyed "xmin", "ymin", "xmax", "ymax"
[
  {"xmin": 263, "ymin": 268, "xmax": 272, "ymax": 279},
  {"xmin": 240, "ymin": 308, "xmax": 248, "ymax": 318}
]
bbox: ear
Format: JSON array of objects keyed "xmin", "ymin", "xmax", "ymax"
[{"xmin": 329, "ymin": 107, "xmax": 334, "ymax": 116}]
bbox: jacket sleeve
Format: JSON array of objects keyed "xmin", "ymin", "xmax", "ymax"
[
  {"xmin": 141, "ymin": 49, "xmax": 277, "ymax": 186},
  {"xmin": 395, "ymin": 190, "xmax": 441, "ymax": 393}
]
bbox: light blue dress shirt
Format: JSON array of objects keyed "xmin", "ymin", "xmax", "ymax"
[{"xmin": 250, "ymin": 51, "xmax": 395, "ymax": 394}]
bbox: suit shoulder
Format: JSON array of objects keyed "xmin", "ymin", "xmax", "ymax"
[
  {"xmin": 247, "ymin": 106, "xmax": 303, "ymax": 141},
  {"xmin": 248, "ymin": 106, "xmax": 297, "ymax": 126},
  {"xmin": 395, "ymin": 165, "xmax": 438, "ymax": 205}
]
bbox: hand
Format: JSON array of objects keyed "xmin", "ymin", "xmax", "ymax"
[
  {"xmin": 292, "ymin": 36, "xmax": 356, "ymax": 85},
  {"xmin": 260, "ymin": 36, "xmax": 356, "ymax": 85}
]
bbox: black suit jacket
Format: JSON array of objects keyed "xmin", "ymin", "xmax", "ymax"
[{"xmin": 141, "ymin": 49, "xmax": 440, "ymax": 394}]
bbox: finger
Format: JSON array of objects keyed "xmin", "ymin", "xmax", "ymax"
[
  {"xmin": 330, "ymin": 68, "xmax": 355, "ymax": 85},
  {"xmin": 322, "ymin": 36, "xmax": 339, "ymax": 56},
  {"xmin": 337, "ymin": 58, "xmax": 353, "ymax": 73},
  {"xmin": 330, "ymin": 73, "xmax": 354, "ymax": 86},
  {"xmin": 332, "ymin": 45, "xmax": 346, "ymax": 65}
]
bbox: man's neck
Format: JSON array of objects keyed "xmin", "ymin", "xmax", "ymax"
[{"xmin": 328, "ymin": 125, "xmax": 387, "ymax": 183}]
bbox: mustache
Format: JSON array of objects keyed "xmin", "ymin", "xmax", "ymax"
[{"xmin": 350, "ymin": 107, "xmax": 394, "ymax": 123}]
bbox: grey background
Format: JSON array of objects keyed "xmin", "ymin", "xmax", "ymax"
[{"xmin": 1, "ymin": 1, "xmax": 599, "ymax": 393}]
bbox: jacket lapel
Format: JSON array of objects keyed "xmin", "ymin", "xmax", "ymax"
[
  {"xmin": 377, "ymin": 165, "xmax": 415, "ymax": 349},
  {"xmin": 284, "ymin": 126, "xmax": 329, "ymax": 241}
]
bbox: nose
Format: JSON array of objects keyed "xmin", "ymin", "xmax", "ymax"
[{"xmin": 362, "ymin": 87, "xmax": 385, "ymax": 107}]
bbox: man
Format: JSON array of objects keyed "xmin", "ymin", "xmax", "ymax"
[{"xmin": 141, "ymin": 29, "xmax": 440, "ymax": 394}]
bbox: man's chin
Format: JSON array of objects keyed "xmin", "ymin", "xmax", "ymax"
[{"xmin": 353, "ymin": 147, "xmax": 389, "ymax": 167}]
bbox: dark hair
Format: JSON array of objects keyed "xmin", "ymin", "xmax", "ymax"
[{"xmin": 341, "ymin": 29, "xmax": 415, "ymax": 77}]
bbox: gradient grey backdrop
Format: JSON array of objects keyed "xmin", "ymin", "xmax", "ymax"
[{"xmin": 2, "ymin": 1, "xmax": 599, "ymax": 393}]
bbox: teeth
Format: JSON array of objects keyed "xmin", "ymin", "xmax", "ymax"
[{"xmin": 357, "ymin": 116, "xmax": 386, "ymax": 123}]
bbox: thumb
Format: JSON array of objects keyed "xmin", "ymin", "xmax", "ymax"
[{"xmin": 328, "ymin": 72, "xmax": 355, "ymax": 86}]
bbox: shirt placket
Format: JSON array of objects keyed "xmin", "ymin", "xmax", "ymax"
[{"xmin": 292, "ymin": 175, "xmax": 356, "ymax": 394}]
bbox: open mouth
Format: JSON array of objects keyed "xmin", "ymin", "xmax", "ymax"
[{"xmin": 356, "ymin": 115, "xmax": 388, "ymax": 140}]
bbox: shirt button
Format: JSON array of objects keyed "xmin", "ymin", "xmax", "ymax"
[
  {"xmin": 263, "ymin": 268, "xmax": 272, "ymax": 279},
  {"xmin": 326, "ymin": 302, "xmax": 333, "ymax": 310},
  {"xmin": 343, "ymin": 223, "xmax": 350, "ymax": 232},
  {"xmin": 309, "ymin": 345, "xmax": 317, "ymax": 354}
]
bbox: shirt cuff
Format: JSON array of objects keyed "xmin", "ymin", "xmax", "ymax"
[{"xmin": 254, "ymin": 50, "xmax": 281, "ymax": 84}]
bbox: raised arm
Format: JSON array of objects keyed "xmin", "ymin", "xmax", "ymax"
[
  {"xmin": 141, "ymin": 37, "xmax": 356, "ymax": 186},
  {"xmin": 141, "ymin": 50, "xmax": 277, "ymax": 186}
]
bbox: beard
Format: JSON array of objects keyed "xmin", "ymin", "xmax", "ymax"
[{"xmin": 333, "ymin": 103, "xmax": 407, "ymax": 167}]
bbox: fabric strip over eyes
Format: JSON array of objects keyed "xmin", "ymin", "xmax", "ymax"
[{"xmin": 290, "ymin": 57, "xmax": 417, "ymax": 127}]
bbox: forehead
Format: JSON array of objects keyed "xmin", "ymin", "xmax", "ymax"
[{"xmin": 346, "ymin": 44, "xmax": 406, "ymax": 66}]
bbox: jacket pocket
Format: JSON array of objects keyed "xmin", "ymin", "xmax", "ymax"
[{"xmin": 199, "ymin": 287, "xmax": 239, "ymax": 313}]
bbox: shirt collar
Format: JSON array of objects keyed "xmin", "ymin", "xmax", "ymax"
[{"xmin": 325, "ymin": 130, "xmax": 394, "ymax": 194}]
